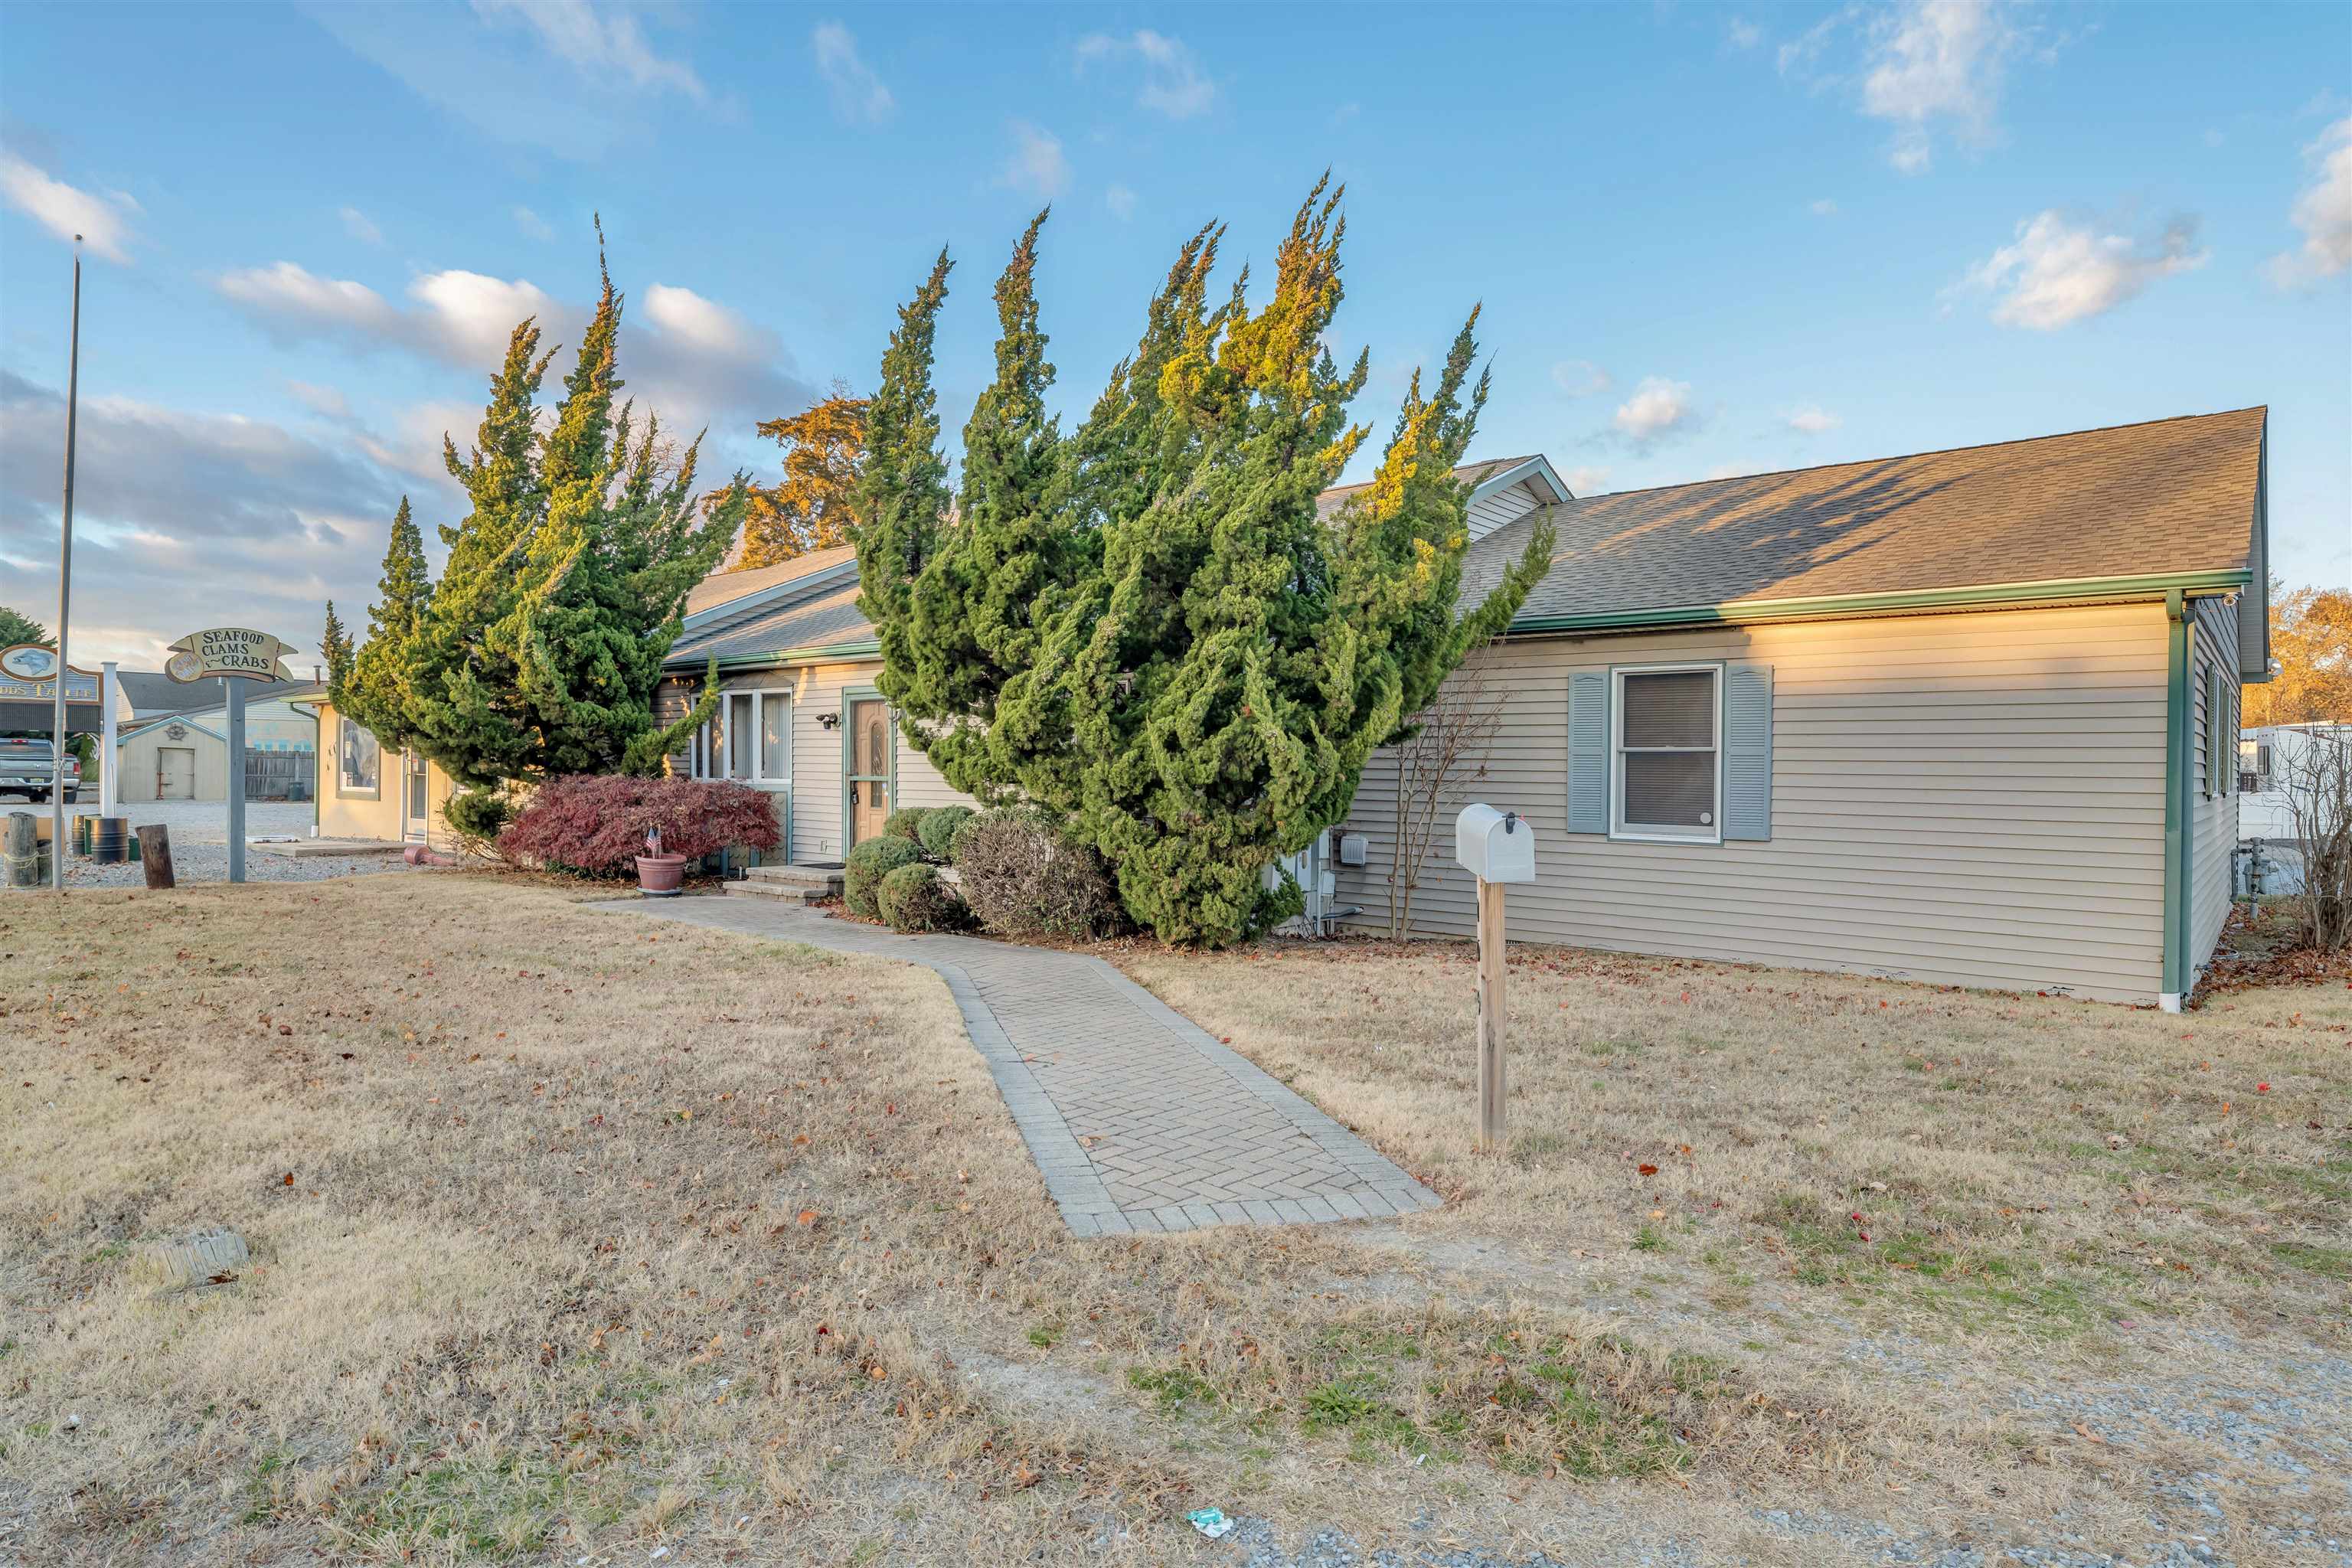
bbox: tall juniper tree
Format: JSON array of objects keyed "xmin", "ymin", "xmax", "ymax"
[
  {"xmin": 857, "ymin": 181, "xmax": 1554, "ymax": 945},
  {"xmin": 338, "ymin": 235, "xmax": 742, "ymax": 789},
  {"xmin": 332, "ymin": 495, "xmax": 432, "ymax": 750}
]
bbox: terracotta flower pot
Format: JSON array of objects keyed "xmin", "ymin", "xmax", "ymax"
[{"xmin": 636, "ymin": 852, "xmax": 688, "ymax": 897}]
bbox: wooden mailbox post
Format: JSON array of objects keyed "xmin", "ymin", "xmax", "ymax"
[{"xmin": 1455, "ymin": 804, "xmax": 1535, "ymax": 1151}]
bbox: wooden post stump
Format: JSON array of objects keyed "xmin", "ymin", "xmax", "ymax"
[
  {"xmin": 137, "ymin": 824, "xmax": 175, "ymax": 890},
  {"xmin": 5, "ymin": 812, "xmax": 36, "ymax": 890}
]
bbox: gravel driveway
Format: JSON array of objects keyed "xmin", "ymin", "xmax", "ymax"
[{"xmin": 2, "ymin": 799, "xmax": 418, "ymax": 889}]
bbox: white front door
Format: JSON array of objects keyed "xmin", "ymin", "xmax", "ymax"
[{"xmin": 400, "ymin": 751, "xmax": 430, "ymax": 841}]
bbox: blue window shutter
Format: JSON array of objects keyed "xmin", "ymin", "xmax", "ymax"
[
  {"xmin": 1723, "ymin": 662, "xmax": 1773, "ymax": 841},
  {"xmin": 1566, "ymin": 671, "xmax": 1609, "ymax": 833}
]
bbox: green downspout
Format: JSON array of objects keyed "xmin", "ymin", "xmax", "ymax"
[{"xmin": 2161, "ymin": 590, "xmax": 2190, "ymax": 1008}]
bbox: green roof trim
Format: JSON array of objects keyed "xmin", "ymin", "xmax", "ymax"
[
  {"xmin": 686, "ymin": 637, "xmax": 883, "ymax": 674},
  {"xmin": 2161, "ymin": 590, "xmax": 2190, "ymax": 1007},
  {"xmin": 1506, "ymin": 569, "xmax": 2251, "ymax": 636}
]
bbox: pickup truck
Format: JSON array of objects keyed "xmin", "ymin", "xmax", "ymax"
[{"xmin": 0, "ymin": 737, "xmax": 80, "ymax": 802}]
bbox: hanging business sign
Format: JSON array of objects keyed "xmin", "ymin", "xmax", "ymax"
[
  {"xmin": 0, "ymin": 643, "xmax": 100, "ymax": 702},
  {"xmin": 165, "ymin": 628, "xmax": 295, "ymax": 683}
]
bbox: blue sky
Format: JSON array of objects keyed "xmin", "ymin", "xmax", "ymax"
[{"xmin": 2, "ymin": 0, "xmax": 2346, "ymax": 668}]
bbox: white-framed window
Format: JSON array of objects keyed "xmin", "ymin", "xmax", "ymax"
[
  {"xmin": 693, "ymin": 688, "xmax": 789, "ymax": 788},
  {"xmin": 1610, "ymin": 664, "xmax": 1721, "ymax": 843},
  {"xmin": 2239, "ymin": 738, "xmax": 2269, "ymax": 795},
  {"xmin": 338, "ymin": 715, "xmax": 380, "ymax": 797}
]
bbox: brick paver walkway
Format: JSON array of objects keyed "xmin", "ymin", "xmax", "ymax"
[{"xmin": 590, "ymin": 897, "xmax": 1441, "ymax": 1236}]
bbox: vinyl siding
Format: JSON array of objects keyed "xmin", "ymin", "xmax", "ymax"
[
  {"xmin": 1329, "ymin": 603, "xmax": 2175, "ymax": 1004},
  {"xmin": 1465, "ymin": 479, "xmax": 1542, "ymax": 541},
  {"xmin": 2187, "ymin": 593, "xmax": 2239, "ymax": 982},
  {"xmin": 658, "ymin": 658, "xmax": 975, "ymax": 863}
]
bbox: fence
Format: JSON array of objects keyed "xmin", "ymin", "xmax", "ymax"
[{"xmin": 243, "ymin": 749, "xmax": 315, "ymax": 802}]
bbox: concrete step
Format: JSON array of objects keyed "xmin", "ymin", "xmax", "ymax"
[
  {"xmin": 724, "ymin": 878, "xmax": 827, "ymax": 903},
  {"xmin": 743, "ymin": 863, "xmax": 844, "ymax": 893}
]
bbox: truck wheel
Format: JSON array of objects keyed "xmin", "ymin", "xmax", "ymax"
[{"xmin": 62, "ymin": 789, "xmax": 79, "ymax": 805}]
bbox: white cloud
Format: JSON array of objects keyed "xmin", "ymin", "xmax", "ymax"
[
  {"xmin": 407, "ymin": 269, "xmax": 562, "ymax": 364},
  {"xmin": 1612, "ymin": 377, "xmax": 1697, "ymax": 443},
  {"xmin": 812, "ymin": 21, "xmax": 893, "ymax": 126},
  {"xmin": 0, "ymin": 154, "xmax": 136, "ymax": 263},
  {"xmin": 217, "ymin": 261, "xmax": 407, "ymax": 342},
  {"xmin": 641, "ymin": 283, "xmax": 755, "ymax": 358},
  {"xmin": 1726, "ymin": 18, "xmax": 1762, "ymax": 50},
  {"xmin": 287, "ymin": 381, "xmax": 351, "ymax": 420},
  {"xmin": 1563, "ymin": 465, "xmax": 1611, "ymax": 495},
  {"xmin": 214, "ymin": 256, "xmax": 811, "ymax": 461},
  {"xmin": 340, "ymin": 206, "xmax": 384, "ymax": 245},
  {"xmin": 0, "ymin": 370, "xmax": 404, "ymax": 666},
  {"xmin": 1783, "ymin": 404, "xmax": 1841, "ymax": 434},
  {"xmin": 1809, "ymin": 198, "xmax": 1839, "ymax": 217},
  {"xmin": 2267, "ymin": 115, "xmax": 2352, "ymax": 287},
  {"xmin": 1551, "ymin": 359, "xmax": 1612, "ymax": 397},
  {"xmin": 1860, "ymin": 1, "xmax": 2018, "ymax": 173},
  {"xmin": 513, "ymin": 204, "xmax": 556, "ymax": 241},
  {"xmin": 1959, "ymin": 210, "xmax": 2207, "ymax": 329},
  {"xmin": 470, "ymin": 0, "xmax": 706, "ymax": 100},
  {"xmin": 998, "ymin": 122, "xmax": 1070, "ymax": 199},
  {"xmin": 1075, "ymin": 30, "xmax": 1215, "ymax": 119},
  {"xmin": 356, "ymin": 400, "xmax": 482, "ymax": 496},
  {"xmin": 1105, "ymin": 182, "xmax": 1138, "ymax": 220}
]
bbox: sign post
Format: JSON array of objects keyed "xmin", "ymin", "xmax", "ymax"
[
  {"xmin": 165, "ymin": 628, "xmax": 294, "ymax": 887},
  {"xmin": 99, "ymin": 661, "xmax": 119, "ymax": 820},
  {"xmin": 1454, "ymin": 804, "xmax": 1536, "ymax": 1152}
]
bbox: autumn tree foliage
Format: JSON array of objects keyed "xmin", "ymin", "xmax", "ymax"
[
  {"xmin": 335, "ymin": 237, "xmax": 743, "ymax": 788},
  {"xmin": 854, "ymin": 182, "xmax": 1555, "ymax": 946},
  {"xmin": 725, "ymin": 383, "xmax": 870, "ymax": 569},
  {"xmin": 2245, "ymin": 582, "xmax": 2352, "ymax": 726}
]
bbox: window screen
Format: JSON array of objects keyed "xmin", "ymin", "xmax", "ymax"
[
  {"xmin": 728, "ymin": 692, "xmax": 755, "ymax": 778},
  {"xmin": 1618, "ymin": 668, "xmax": 1717, "ymax": 833},
  {"xmin": 760, "ymin": 697, "xmax": 788, "ymax": 779}
]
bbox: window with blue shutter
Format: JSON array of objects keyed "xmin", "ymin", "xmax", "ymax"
[
  {"xmin": 1723, "ymin": 663, "xmax": 1773, "ymax": 840},
  {"xmin": 1566, "ymin": 670, "xmax": 1609, "ymax": 833}
]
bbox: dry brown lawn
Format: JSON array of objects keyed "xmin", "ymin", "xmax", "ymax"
[
  {"xmin": 3, "ymin": 877, "xmax": 2346, "ymax": 1566},
  {"xmin": 1120, "ymin": 938, "xmax": 2352, "ymax": 1344}
]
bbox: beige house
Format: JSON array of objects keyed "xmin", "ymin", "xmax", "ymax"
[
  {"xmin": 657, "ymin": 412, "xmax": 2269, "ymax": 1008},
  {"xmin": 302, "ymin": 697, "xmax": 459, "ymax": 850}
]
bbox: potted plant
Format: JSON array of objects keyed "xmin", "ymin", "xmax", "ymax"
[{"xmin": 635, "ymin": 824, "xmax": 687, "ymax": 897}]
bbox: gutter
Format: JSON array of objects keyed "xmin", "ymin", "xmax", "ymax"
[
  {"xmin": 666, "ymin": 637, "xmax": 883, "ymax": 677},
  {"xmin": 2161, "ymin": 590, "xmax": 2190, "ymax": 1013},
  {"xmin": 1508, "ymin": 568, "xmax": 2251, "ymax": 638}
]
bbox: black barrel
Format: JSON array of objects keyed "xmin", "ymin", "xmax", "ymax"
[{"xmin": 92, "ymin": 816, "xmax": 129, "ymax": 864}]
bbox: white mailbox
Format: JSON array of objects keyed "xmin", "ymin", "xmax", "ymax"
[{"xmin": 1455, "ymin": 803, "xmax": 1536, "ymax": 884}]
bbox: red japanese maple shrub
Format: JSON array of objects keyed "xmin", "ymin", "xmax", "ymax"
[{"xmin": 497, "ymin": 775, "xmax": 782, "ymax": 877}]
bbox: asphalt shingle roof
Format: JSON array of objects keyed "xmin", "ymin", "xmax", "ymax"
[
  {"xmin": 116, "ymin": 672, "xmax": 323, "ymax": 717},
  {"xmin": 671, "ymin": 584, "xmax": 874, "ymax": 664},
  {"xmin": 685, "ymin": 545, "xmax": 857, "ymax": 616},
  {"xmin": 1464, "ymin": 408, "xmax": 2266, "ymax": 622},
  {"xmin": 666, "ymin": 412, "xmax": 2266, "ymax": 667}
]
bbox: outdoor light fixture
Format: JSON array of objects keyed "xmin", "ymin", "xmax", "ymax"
[{"xmin": 817, "ymin": 710, "xmax": 841, "ymax": 730}]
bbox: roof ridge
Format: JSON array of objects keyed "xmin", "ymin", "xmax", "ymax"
[{"xmin": 1578, "ymin": 407, "xmax": 2269, "ymax": 501}]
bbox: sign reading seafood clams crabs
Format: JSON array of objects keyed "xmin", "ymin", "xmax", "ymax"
[
  {"xmin": 165, "ymin": 627, "xmax": 294, "ymax": 683},
  {"xmin": 164, "ymin": 626, "xmax": 297, "ymax": 884}
]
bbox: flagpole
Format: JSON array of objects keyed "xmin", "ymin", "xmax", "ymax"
[{"xmin": 51, "ymin": 237, "xmax": 81, "ymax": 893}]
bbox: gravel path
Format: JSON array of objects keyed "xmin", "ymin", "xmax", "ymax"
[{"xmin": 2, "ymin": 799, "xmax": 417, "ymax": 890}]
